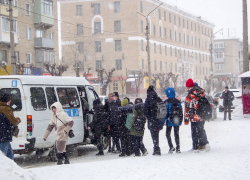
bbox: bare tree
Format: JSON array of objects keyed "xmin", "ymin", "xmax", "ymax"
[
  {"xmin": 117, "ymin": 70, "xmax": 128, "ymax": 99},
  {"xmin": 170, "ymin": 73, "xmax": 179, "ymax": 89},
  {"xmin": 130, "ymin": 70, "xmax": 145, "ymax": 97},
  {"xmin": 83, "ymin": 67, "xmax": 92, "ymax": 81},
  {"xmin": 96, "ymin": 68, "xmax": 116, "ymax": 95},
  {"xmin": 44, "ymin": 63, "xmax": 68, "ymax": 76}
]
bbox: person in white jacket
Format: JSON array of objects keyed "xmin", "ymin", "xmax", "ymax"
[{"xmin": 43, "ymin": 102, "xmax": 74, "ymax": 165}]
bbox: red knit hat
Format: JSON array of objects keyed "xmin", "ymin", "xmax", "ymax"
[{"xmin": 186, "ymin": 78, "xmax": 195, "ymax": 87}]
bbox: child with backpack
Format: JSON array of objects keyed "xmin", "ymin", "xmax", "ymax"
[
  {"xmin": 130, "ymin": 98, "xmax": 148, "ymax": 157},
  {"xmin": 162, "ymin": 87, "xmax": 183, "ymax": 154}
]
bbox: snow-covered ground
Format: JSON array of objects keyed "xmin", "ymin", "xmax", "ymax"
[{"xmin": 1, "ymin": 107, "xmax": 250, "ymax": 180}]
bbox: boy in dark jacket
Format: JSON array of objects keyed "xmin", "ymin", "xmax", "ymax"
[
  {"xmin": 162, "ymin": 87, "xmax": 182, "ymax": 154},
  {"xmin": 221, "ymin": 86, "xmax": 234, "ymax": 120}
]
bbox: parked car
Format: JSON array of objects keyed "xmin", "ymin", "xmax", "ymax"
[
  {"xmin": 99, "ymin": 96, "xmax": 108, "ymax": 105},
  {"xmin": 218, "ymin": 89, "xmax": 242, "ymax": 112},
  {"xmin": 181, "ymin": 92, "xmax": 188, "ymax": 103},
  {"xmin": 205, "ymin": 95, "xmax": 218, "ymax": 121}
]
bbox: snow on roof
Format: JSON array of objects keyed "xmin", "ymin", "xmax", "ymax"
[
  {"xmin": 0, "ymin": 75, "xmax": 90, "ymax": 86},
  {"xmin": 239, "ymin": 71, "xmax": 250, "ymax": 78}
]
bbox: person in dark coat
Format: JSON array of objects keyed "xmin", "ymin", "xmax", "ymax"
[
  {"xmin": 0, "ymin": 93, "xmax": 21, "ymax": 160},
  {"xmin": 144, "ymin": 85, "xmax": 163, "ymax": 155},
  {"xmin": 162, "ymin": 87, "xmax": 182, "ymax": 154},
  {"xmin": 88, "ymin": 99, "xmax": 107, "ymax": 155},
  {"xmin": 221, "ymin": 86, "xmax": 234, "ymax": 120},
  {"xmin": 108, "ymin": 92, "xmax": 121, "ymax": 153}
]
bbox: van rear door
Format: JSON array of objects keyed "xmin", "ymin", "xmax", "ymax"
[{"xmin": 0, "ymin": 79, "xmax": 28, "ymax": 151}]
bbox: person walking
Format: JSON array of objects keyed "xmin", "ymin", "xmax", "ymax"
[
  {"xmin": 184, "ymin": 79, "xmax": 209, "ymax": 153},
  {"xmin": 0, "ymin": 93, "xmax": 21, "ymax": 160},
  {"xmin": 43, "ymin": 102, "xmax": 74, "ymax": 165},
  {"xmin": 88, "ymin": 99, "xmax": 107, "ymax": 156},
  {"xmin": 130, "ymin": 98, "xmax": 148, "ymax": 157},
  {"xmin": 144, "ymin": 85, "xmax": 163, "ymax": 156},
  {"xmin": 162, "ymin": 87, "xmax": 183, "ymax": 154},
  {"xmin": 221, "ymin": 86, "xmax": 234, "ymax": 120}
]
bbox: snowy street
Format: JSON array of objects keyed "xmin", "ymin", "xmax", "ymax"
[{"xmin": 1, "ymin": 107, "xmax": 250, "ymax": 180}]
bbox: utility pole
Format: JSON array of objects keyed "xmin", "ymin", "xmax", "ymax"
[
  {"xmin": 243, "ymin": 0, "xmax": 249, "ymax": 72},
  {"xmin": 9, "ymin": 0, "xmax": 16, "ymax": 75},
  {"xmin": 137, "ymin": 3, "xmax": 162, "ymax": 86},
  {"xmin": 75, "ymin": 55, "xmax": 80, "ymax": 77}
]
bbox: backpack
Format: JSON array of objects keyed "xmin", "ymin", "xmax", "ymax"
[
  {"xmin": 133, "ymin": 109, "xmax": 146, "ymax": 132},
  {"xmin": 156, "ymin": 101, "xmax": 168, "ymax": 119},
  {"xmin": 196, "ymin": 96, "xmax": 212, "ymax": 120},
  {"xmin": 169, "ymin": 102, "xmax": 183, "ymax": 125},
  {"xmin": 125, "ymin": 113, "xmax": 133, "ymax": 130}
]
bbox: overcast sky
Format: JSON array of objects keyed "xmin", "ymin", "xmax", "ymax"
[{"xmin": 166, "ymin": 0, "xmax": 249, "ymax": 40}]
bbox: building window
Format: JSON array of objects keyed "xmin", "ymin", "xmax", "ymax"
[
  {"xmin": 2, "ymin": 17, "xmax": 17, "ymax": 32},
  {"xmin": 195, "ymin": 52, "xmax": 197, "ymax": 60},
  {"xmin": 214, "ymin": 42, "xmax": 224, "ymax": 48},
  {"xmin": 183, "ymin": 19, "xmax": 185, "ymax": 28},
  {"xmin": 215, "ymin": 52, "xmax": 224, "ymax": 58},
  {"xmin": 170, "ymin": 63, "xmax": 172, "ymax": 72},
  {"xmin": 115, "ymin": 40, "xmax": 122, "ymax": 51},
  {"xmin": 159, "ymin": 44, "xmax": 162, "ymax": 54},
  {"xmin": 179, "ymin": 33, "xmax": 181, "ymax": 42},
  {"xmin": 187, "ymin": 20, "xmax": 189, "ymax": 29},
  {"xmin": 165, "ymin": 45, "xmax": 167, "ymax": 55},
  {"xmin": 77, "ymin": 23, "xmax": 83, "ymax": 35},
  {"xmin": 76, "ymin": 5, "xmax": 83, "ymax": 16},
  {"xmin": 113, "ymin": 81, "xmax": 118, "ymax": 91},
  {"xmin": 175, "ymin": 48, "xmax": 177, "ymax": 57},
  {"xmin": 25, "ymin": 3, "xmax": 31, "ymax": 15},
  {"xmin": 165, "ymin": 62, "xmax": 167, "ymax": 72},
  {"xmin": 95, "ymin": 41, "xmax": 101, "ymax": 52},
  {"xmin": 153, "ymin": 25, "xmax": 156, "ymax": 35},
  {"xmin": 183, "ymin": 34, "xmax": 185, "ymax": 43},
  {"xmin": 153, "ymin": 6, "xmax": 155, "ymax": 17},
  {"xmin": 191, "ymin": 22, "xmax": 193, "ymax": 30},
  {"xmin": 164, "ymin": 11, "xmax": 166, "ymax": 21},
  {"xmin": 164, "ymin": 28, "xmax": 167, "ymax": 38},
  {"xmin": 174, "ymin": 31, "xmax": 177, "ymax": 41},
  {"xmin": 141, "ymin": 21, "xmax": 143, "ymax": 32},
  {"xmin": 154, "ymin": 60, "xmax": 156, "ymax": 71},
  {"xmin": 160, "ymin": 61, "xmax": 162, "ymax": 71},
  {"xmin": 159, "ymin": 26, "xmax": 161, "ymax": 37},
  {"xmin": 175, "ymin": 63, "xmax": 177, "ymax": 72},
  {"xmin": 26, "ymin": 27, "xmax": 31, "ymax": 40},
  {"xmin": 198, "ymin": 25, "xmax": 200, "ymax": 32},
  {"xmin": 179, "ymin": 17, "xmax": 181, "ymax": 27},
  {"xmin": 216, "ymin": 64, "xmax": 224, "ymax": 70},
  {"xmin": 170, "ymin": 46, "xmax": 172, "ymax": 56},
  {"xmin": 78, "ymin": 42, "xmax": 84, "ymax": 54},
  {"xmin": 0, "ymin": 50, "xmax": 7, "ymax": 62},
  {"xmin": 174, "ymin": 15, "xmax": 176, "ymax": 24},
  {"xmin": 36, "ymin": 30, "xmax": 45, "ymax": 38},
  {"xmin": 199, "ymin": 67, "xmax": 201, "ymax": 74},
  {"xmin": 41, "ymin": 0, "xmax": 53, "ymax": 16},
  {"xmin": 191, "ymin": 35, "xmax": 193, "ymax": 45},
  {"xmin": 158, "ymin": 9, "xmax": 161, "ymax": 19},
  {"xmin": 116, "ymin": 59, "xmax": 122, "ymax": 70},
  {"xmin": 49, "ymin": 32, "xmax": 54, "ymax": 39},
  {"xmin": 114, "ymin": 1, "xmax": 120, "ymax": 13},
  {"xmin": 187, "ymin": 35, "xmax": 189, "ymax": 45},
  {"xmin": 96, "ymin": 60, "xmax": 102, "ymax": 69},
  {"xmin": 142, "ymin": 59, "xmax": 144, "ymax": 69},
  {"xmin": 26, "ymin": 53, "xmax": 31, "ymax": 64},
  {"xmin": 94, "ymin": 22, "xmax": 101, "ymax": 34},
  {"xmin": 15, "ymin": 51, "xmax": 19, "ymax": 64},
  {"xmin": 140, "ymin": 1, "xmax": 143, "ymax": 13},
  {"xmin": 141, "ymin": 40, "xmax": 144, "ymax": 51},
  {"xmin": 170, "ymin": 30, "xmax": 172, "ymax": 39},
  {"xmin": 154, "ymin": 43, "xmax": 156, "ymax": 53},
  {"xmin": 169, "ymin": 13, "xmax": 171, "ymax": 23},
  {"xmin": 114, "ymin": 20, "xmax": 121, "ymax": 32},
  {"xmin": 94, "ymin": 3, "xmax": 101, "ymax": 14}
]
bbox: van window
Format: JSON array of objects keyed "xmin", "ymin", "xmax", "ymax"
[
  {"xmin": 45, "ymin": 87, "xmax": 57, "ymax": 108},
  {"xmin": 88, "ymin": 88, "xmax": 98, "ymax": 102},
  {"xmin": 0, "ymin": 88, "xmax": 22, "ymax": 111},
  {"xmin": 30, "ymin": 88, "xmax": 47, "ymax": 111},
  {"xmin": 57, "ymin": 88, "xmax": 80, "ymax": 109}
]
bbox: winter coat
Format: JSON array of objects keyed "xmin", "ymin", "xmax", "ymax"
[
  {"xmin": 43, "ymin": 102, "xmax": 74, "ymax": 142},
  {"xmin": 104, "ymin": 99, "xmax": 111, "ymax": 121},
  {"xmin": 144, "ymin": 91, "xmax": 163, "ymax": 131},
  {"xmin": 89, "ymin": 103, "xmax": 108, "ymax": 137},
  {"xmin": 118, "ymin": 104, "xmax": 133, "ymax": 133},
  {"xmin": 130, "ymin": 107, "xmax": 145, "ymax": 137},
  {"xmin": 221, "ymin": 90, "xmax": 234, "ymax": 106},
  {"xmin": 162, "ymin": 87, "xmax": 182, "ymax": 126},
  {"xmin": 0, "ymin": 102, "xmax": 21, "ymax": 144},
  {"xmin": 184, "ymin": 86, "xmax": 205, "ymax": 122},
  {"xmin": 109, "ymin": 99, "xmax": 121, "ymax": 126}
]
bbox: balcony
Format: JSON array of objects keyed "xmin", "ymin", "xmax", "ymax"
[
  {"xmin": 34, "ymin": 0, "xmax": 54, "ymax": 29},
  {"xmin": 35, "ymin": 37, "xmax": 54, "ymax": 49},
  {"xmin": 214, "ymin": 58, "xmax": 225, "ymax": 63},
  {"xmin": 0, "ymin": 3, "xmax": 18, "ymax": 17}
]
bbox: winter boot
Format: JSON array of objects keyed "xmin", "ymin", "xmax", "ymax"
[
  {"xmin": 142, "ymin": 150, "xmax": 148, "ymax": 156},
  {"xmin": 107, "ymin": 147, "xmax": 112, "ymax": 153},
  {"xmin": 62, "ymin": 152, "xmax": 70, "ymax": 164},
  {"xmin": 119, "ymin": 153, "xmax": 126, "ymax": 157},
  {"xmin": 168, "ymin": 147, "xmax": 175, "ymax": 154},
  {"xmin": 96, "ymin": 151, "xmax": 104, "ymax": 156},
  {"xmin": 56, "ymin": 153, "xmax": 63, "ymax": 165},
  {"xmin": 134, "ymin": 153, "xmax": 141, "ymax": 157},
  {"xmin": 153, "ymin": 147, "xmax": 161, "ymax": 156}
]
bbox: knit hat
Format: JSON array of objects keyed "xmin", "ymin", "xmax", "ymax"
[
  {"xmin": 93, "ymin": 98, "xmax": 101, "ymax": 107},
  {"xmin": 124, "ymin": 97, "xmax": 130, "ymax": 102},
  {"xmin": 186, "ymin": 79, "xmax": 195, "ymax": 87},
  {"xmin": 194, "ymin": 82, "xmax": 198, "ymax": 87},
  {"xmin": 121, "ymin": 99, "xmax": 128, "ymax": 106},
  {"xmin": 0, "ymin": 93, "xmax": 11, "ymax": 103},
  {"xmin": 147, "ymin": 85, "xmax": 155, "ymax": 93},
  {"xmin": 225, "ymin": 86, "xmax": 229, "ymax": 89},
  {"xmin": 135, "ymin": 98, "xmax": 143, "ymax": 104},
  {"xmin": 113, "ymin": 92, "xmax": 119, "ymax": 98}
]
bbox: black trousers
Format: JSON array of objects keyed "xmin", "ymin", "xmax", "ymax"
[
  {"xmin": 110, "ymin": 125, "xmax": 121, "ymax": 151},
  {"xmin": 191, "ymin": 121, "xmax": 208, "ymax": 150},
  {"xmin": 131, "ymin": 135, "xmax": 146, "ymax": 155},
  {"xmin": 166, "ymin": 124, "xmax": 180, "ymax": 150},
  {"xmin": 95, "ymin": 134, "xmax": 103, "ymax": 152},
  {"xmin": 150, "ymin": 130, "xmax": 160, "ymax": 150},
  {"xmin": 224, "ymin": 104, "xmax": 232, "ymax": 120},
  {"xmin": 120, "ymin": 129, "xmax": 131, "ymax": 155},
  {"xmin": 199, "ymin": 120, "xmax": 209, "ymax": 146}
]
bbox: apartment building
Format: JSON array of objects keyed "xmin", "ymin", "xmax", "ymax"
[
  {"xmin": 214, "ymin": 38, "xmax": 243, "ymax": 88},
  {"xmin": 58, "ymin": 0, "xmax": 214, "ymax": 95},
  {"xmin": 0, "ymin": 0, "xmax": 58, "ymax": 75}
]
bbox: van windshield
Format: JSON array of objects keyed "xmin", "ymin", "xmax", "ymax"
[{"xmin": 0, "ymin": 88, "xmax": 22, "ymax": 111}]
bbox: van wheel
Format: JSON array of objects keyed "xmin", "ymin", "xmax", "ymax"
[
  {"xmin": 101, "ymin": 135, "xmax": 108, "ymax": 150},
  {"xmin": 36, "ymin": 148, "xmax": 46, "ymax": 155},
  {"xmin": 48, "ymin": 142, "xmax": 57, "ymax": 162}
]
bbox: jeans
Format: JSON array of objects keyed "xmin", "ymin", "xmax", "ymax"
[
  {"xmin": 0, "ymin": 142, "xmax": 14, "ymax": 160},
  {"xmin": 166, "ymin": 124, "xmax": 180, "ymax": 150}
]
